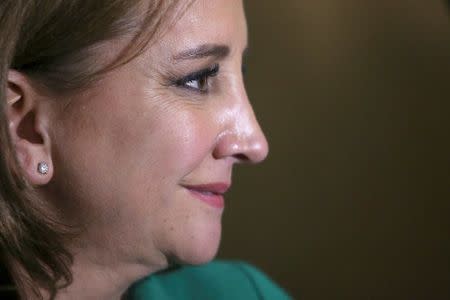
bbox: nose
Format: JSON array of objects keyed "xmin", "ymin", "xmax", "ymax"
[{"xmin": 212, "ymin": 88, "xmax": 269, "ymax": 164}]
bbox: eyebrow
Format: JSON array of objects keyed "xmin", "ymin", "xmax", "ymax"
[{"xmin": 173, "ymin": 44, "xmax": 231, "ymax": 61}]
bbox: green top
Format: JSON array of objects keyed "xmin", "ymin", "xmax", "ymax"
[{"xmin": 127, "ymin": 260, "xmax": 293, "ymax": 300}]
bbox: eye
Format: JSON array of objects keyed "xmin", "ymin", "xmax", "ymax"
[
  {"xmin": 175, "ymin": 64, "xmax": 219, "ymax": 93},
  {"xmin": 185, "ymin": 75, "xmax": 208, "ymax": 91}
]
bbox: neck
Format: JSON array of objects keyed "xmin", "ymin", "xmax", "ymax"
[
  {"xmin": 15, "ymin": 244, "xmax": 169, "ymax": 300},
  {"xmin": 50, "ymin": 261, "xmax": 155, "ymax": 300}
]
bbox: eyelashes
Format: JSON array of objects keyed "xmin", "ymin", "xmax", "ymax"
[
  {"xmin": 169, "ymin": 62, "xmax": 248, "ymax": 95},
  {"xmin": 172, "ymin": 64, "xmax": 220, "ymax": 94}
]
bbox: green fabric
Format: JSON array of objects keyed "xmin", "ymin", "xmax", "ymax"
[{"xmin": 128, "ymin": 260, "xmax": 293, "ymax": 300}]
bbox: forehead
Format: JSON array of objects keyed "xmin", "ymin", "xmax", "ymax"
[{"xmin": 154, "ymin": 0, "xmax": 247, "ymax": 59}]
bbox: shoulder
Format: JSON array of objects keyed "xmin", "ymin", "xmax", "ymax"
[{"xmin": 127, "ymin": 260, "xmax": 292, "ymax": 300}]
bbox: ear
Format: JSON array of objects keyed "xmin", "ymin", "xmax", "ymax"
[{"xmin": 6, "ymin": 70, "xmax": 54, "ymax": 186}]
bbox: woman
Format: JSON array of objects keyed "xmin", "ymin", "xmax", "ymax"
[{"xmin": 0, "ymin": 0, "xmax": 291, "ymax": 299}]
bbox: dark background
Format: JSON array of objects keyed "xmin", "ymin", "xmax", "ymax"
[{"xmin": 218, "ymin": 1, "xmax": 450, "ymax": 299}]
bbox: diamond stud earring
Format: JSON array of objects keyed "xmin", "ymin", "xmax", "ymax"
[{"xmin": 37, "ymin": 162, "xmax": 49, "ymax": 175}]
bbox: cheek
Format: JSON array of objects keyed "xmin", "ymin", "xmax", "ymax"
[
  {"xmin": 111, "ymin": 108, "xmax": 222, "ymax": 262},
  {"xmin": 151, "ymin": 110, "xmax": 215, "ymax": 177}
]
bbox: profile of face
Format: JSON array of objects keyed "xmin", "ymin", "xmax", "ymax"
[{"xmin": 41, "ymin": 0, "xmax": 268, "ymax": 270}]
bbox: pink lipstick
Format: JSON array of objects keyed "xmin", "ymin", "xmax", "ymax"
[{"xmin": 182, "ymin": 183, "xmax": 230, "ymax": 209}]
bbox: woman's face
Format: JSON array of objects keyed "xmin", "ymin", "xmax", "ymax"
[{"xmin": 48, "ymin": 0, "xmax": 268, "ymax": 268}]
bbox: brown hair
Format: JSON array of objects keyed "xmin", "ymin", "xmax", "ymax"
[{"xmin": 0, "ymin": 0, "xmax": 192, "ymax": 298}]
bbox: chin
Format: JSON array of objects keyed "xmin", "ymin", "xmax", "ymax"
[{"xmin": 174, "ymin": 221, "xmax": 222, "ymax": 266}]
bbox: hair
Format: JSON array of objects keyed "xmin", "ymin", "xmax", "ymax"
[{"xmin": 0, "ymin": 0, "xmax": 192, "ymax": 298}]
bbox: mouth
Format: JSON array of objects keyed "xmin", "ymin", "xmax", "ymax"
[{"xmin": 181, "ymin": 183, "xmax": 230, "ymax": 209}]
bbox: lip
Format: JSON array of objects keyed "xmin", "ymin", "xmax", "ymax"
[{"xmin": 182, "ymin": 183, "xmax": 230, "ymax": 209}]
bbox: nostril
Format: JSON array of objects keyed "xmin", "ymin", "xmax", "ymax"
[{"xmin": 233, "ymin": 153, "xmax": 249, "ymax": 161}]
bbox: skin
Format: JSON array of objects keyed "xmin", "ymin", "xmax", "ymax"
[{"xmin": 6, "ymin": 0, "xmax": 268, "ymax": 299}]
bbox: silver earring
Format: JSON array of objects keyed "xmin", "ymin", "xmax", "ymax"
[{"xmin": 37, "ymin": 162, "xmax": 49, "ymax": 175}]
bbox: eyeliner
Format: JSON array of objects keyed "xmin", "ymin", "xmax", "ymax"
[{"xmin": 174, "ymin": 64, "xmax": 219, "ymax": 87}]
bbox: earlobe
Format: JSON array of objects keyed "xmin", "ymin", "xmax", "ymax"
[
  {"xmin": 6, "ymin": 71, "xmax": 54, "ymax": 186},
  {"xmin": 14, "ymin": 139, "xmax": 54, "ymax": 185}
]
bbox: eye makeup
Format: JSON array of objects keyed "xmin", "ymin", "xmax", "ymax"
[{"xmin": 171, "ymin": 63, "xmax": 220, "ymax": 94}]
